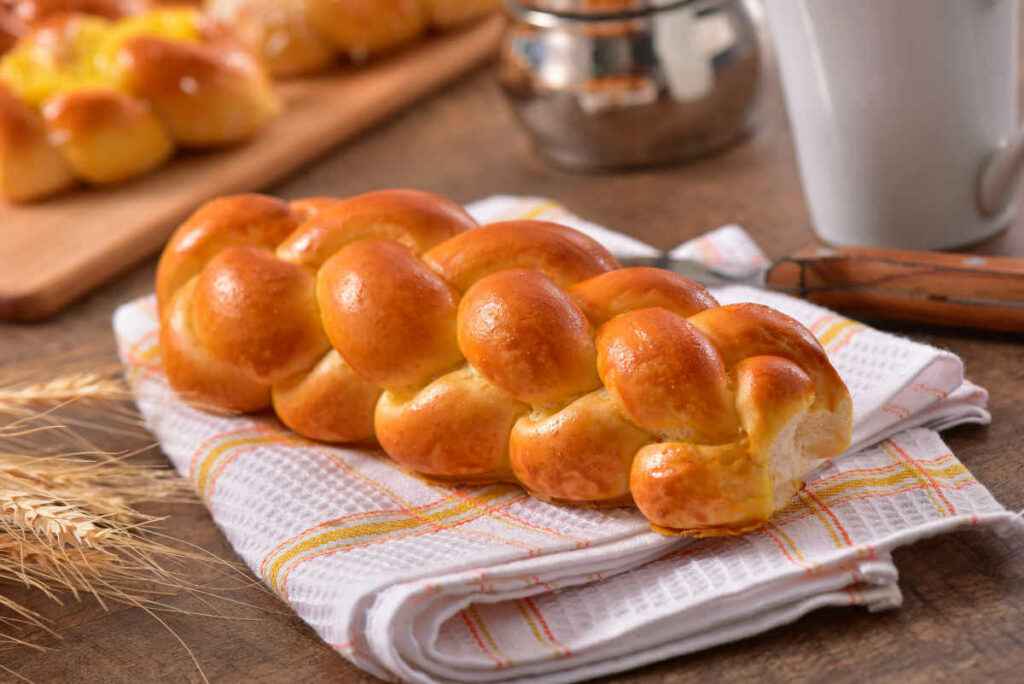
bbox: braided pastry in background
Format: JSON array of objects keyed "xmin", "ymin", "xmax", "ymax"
[
  {"xmin": 157, "ymin": 190, "xmax": 853, "ymax": 535},
  {"xmin": 204, "ymin": 0, "xmax": 501, "ymax": 77},
  {"xmin": 0, "ymin": 0, "xmax": 148, "ymax": 51},
  {"xmin": 0, "ymin": 6, "xmax": 277, "ymax": 201}
]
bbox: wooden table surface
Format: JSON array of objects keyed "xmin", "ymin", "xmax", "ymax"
[{"xmin": 2, "ymin": 53, "xmax": 1023, "ymax": 684}]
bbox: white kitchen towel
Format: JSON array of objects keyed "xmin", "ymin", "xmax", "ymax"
[{"xmin": 114, "ymin": 196, "xmax": 1018, "ymax": 683}]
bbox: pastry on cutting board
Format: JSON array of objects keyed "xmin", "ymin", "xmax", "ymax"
[
  {"xmin": 0, "ymin": 6, "xmax": 278, "ymax": 201},
  {"xmin": 155, "ymin": 189, "xmax": 854, "ymax": 536},
  {"xmin": 0, "ymin": 0, "xmax": 151, "ymax": 51},
  {"xmin": 204, "ymin": 0, "xmax": 501, "ymax": 77}
]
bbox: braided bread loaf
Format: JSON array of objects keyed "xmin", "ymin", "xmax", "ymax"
[
  {"xmin": 0, "ymin": 6, "xmax": 277, "ymax": 201},
  {"xmin": 204, "ymin": 0, "xmax": 501, "ymax": 77},
  {"xmin": 157, "ymin": 190, "xmax": 853, "ymax": 535},
  {"xmin": 0, "ymin": 0, "xmax": 149, "ymax": 51}
]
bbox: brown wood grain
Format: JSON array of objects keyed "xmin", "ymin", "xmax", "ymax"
[
  {"xmin": 0, "ymin": 27, "xmax": 1023, "ymax": 684},
  {"xmin": 764, "ymin": 245, "xmax": 1024, "ymax": 332},
  {"xmin": 0, "ymin": 14, "xmax": 504, "ymax": 322}
]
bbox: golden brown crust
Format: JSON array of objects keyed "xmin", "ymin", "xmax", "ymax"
[
  {"xmin": 318, "ymin": 239, "xmax": 463, "ymax": 391},
  {"xmin": 204, "ymin": 0, "xmax": 334, "ymax": 77},
  {"xmin": 273, "ymin": 350, "xmax": 381, "ymax": 444},
  {"xmin": 0, "ymin": 82, "xmax": 42, "ymax": 149},
  {"xmin": 203, "ymin": 0, "xmax": 498, "ymax": 76},
  {"xmin": 510, "ymin": 390, "xmax": 650, "ymax": 504},
  {"xmin": 277, "ymin": 189, "xmax": 477, "ymax": 268},
  {"xmin": 289, "ymin": 196, "xmax": 345, "ymax": 222},
  {"xmin": 306, "ymin": 0, "xmax": 425, "ymax": 59},
  {"xmin": 118, "ymin": 32, "xmax": 279, "ymax": 147},
  {"xmin": 161, "ymin": 278, "xmax": 272, "ymax": 413},
  {"xmin": 689, "ymin": 303, "xmax": 840, "ymax": 403},
  {"xmin": 570, "ymin": 267, "xmax": 718, "ymax": 326},
  {"xmin": 597, "ymin": 307, "xmax": 740, "ymax": 444},
  {"xmin": 157, "ymin": 190, "xmax": 855, "ymax": 536},
  {"xmin": 0, "ymin": 0, "xmax": 145, "ymax": 56},
  {"xmin": 630, "ymin": 440, "xmax": 774, "ymax": 532},
  {"xmin": 156, "ymin": 193, "xmax": 300, "ymax": 311},
  {"xmin": 0, "ymin": 81, "xmax": 76, "ymax": 200},
  {"xmin": 375, "ymin": 366, "xmax": 526, "ymax": 480},
  {"xmin": 458, "ymin": 269, "xmax": 600, "ymax": 406},
  {"xmin": 423, "ymin": 220, "xmax": 620, "ymax": 292},
  {"xmin": 9, "ymin": 0, "xmax": 147, "ymax": 24},
  {"xmin": 42, "ymin": 87, "xmax": 172, "ymax": 183},
  {"xmin": 190, "ymin": 246, "xmax": 330, "ymax": 384},
  {"xmin": 0, "ymin": 6, "xmax": 278, "ymax": 200}
]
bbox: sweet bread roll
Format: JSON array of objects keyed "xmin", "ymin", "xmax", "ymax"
[
  {"xmin": 423, "ymin": 220, "xmax": 619, "ymax": 290},
  {"xmin": 273, "ymin": 350, "xmax": 381, "ymax": 443},
  {"xmin": 204, "ymin": 0, "xmax": 334, "ymax": 77},
  {"xmin": 0, "ymin": 82, "xmax": 75, "ymax": 200},
  {"xmin": 158, "ymin": 189, "xmax": 853, "ymax": 535},
  {"xmin": 0, "ymin": 7, "xmax": 277, "ymax": 200},
  {"xmin": 119, "ymin": 30, "xmax": 279, "ymax": 146},
  {"xmin": 189, "ymin": 245, "xmax": 330, "ymax": 385},
  {"xmin": 305, "ymin": 0, "xmax": 425, "ymax": 60},
  {"xmin": 276, "ymin": 188, "xmax": 477, "ymax": 268},
  {"xmin": 0, "ymin": 14, "xmax": 112, "ymax": 107},
  {"xmin": 6, "ymin": 0, "xmax": 148, "ymax": 25},
  {"xmin": 161, "ymin": 277, "xmax": 273, "ymax": 413},
  {"xmin": 203, "ymin": 0, "xmax": 500, "ymax": 76},
  {"xmin": 0, "ymin": 0, "xmax": 159, "ymax": 57},
  {"xmin": 457, "ymin": 269, "xmax": 601, "ymax": 406},
  {"xmin": 510, "ymin": 389, "xmax": 649, "ymax": 505},
  {"xmin": 42, "ymin": 88, "xmax": 172, "ymax": 183},
  {"xmin": 0, "ymin": 0, "xmax": 149, "ymax": 54},
  {"xmin": 375, "ymin": 365, "xmax": 526, "ymax": 481},
  {"xmin": 156, "ymin": 193, "xmax": 301, "ymax": 310},
  {"xmin": 318, "ymin": 239, "xmax": 463, "ymax": 390}
]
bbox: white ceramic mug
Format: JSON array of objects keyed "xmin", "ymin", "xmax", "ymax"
[{"xmin": 764, "ymin": 0, "xmax": 1024, "ymax": 249}]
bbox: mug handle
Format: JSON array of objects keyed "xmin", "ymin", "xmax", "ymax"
[{"xmin": 978, "ymin": 128, "xmax": 1024, "ymax": 217}]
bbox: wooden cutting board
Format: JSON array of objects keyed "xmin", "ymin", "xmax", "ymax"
[{"xmin": 0, "ymin": 15, "xmax": 504, "ymax": 322}]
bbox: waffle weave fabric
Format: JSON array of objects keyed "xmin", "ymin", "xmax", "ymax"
[{"xmin": 115, "ymin": 196, "xmax": 1019, "ymax": 683}]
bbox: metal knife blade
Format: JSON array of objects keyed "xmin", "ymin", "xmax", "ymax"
[{"xmin": 616, "ymin": 255, "xmax": 774, "ymax": 290}]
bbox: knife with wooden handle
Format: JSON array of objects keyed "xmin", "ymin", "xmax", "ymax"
[{"xmin": 619, "ymin": 245, "xmax": 1024, "ymax": 333}]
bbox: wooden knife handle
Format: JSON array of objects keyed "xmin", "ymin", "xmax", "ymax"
[{"xmin": 764, "ymin": 245, "xmax": 1024, "ymax": 333}]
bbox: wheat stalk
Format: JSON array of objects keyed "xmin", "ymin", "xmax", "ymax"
[
  {"xmin": 0, "ymin": 490, "xmax": 117, "ymax": 549},
  {"xmin": 0, "ymin": 363, "xmax": 150, "ymax": 458},
  {"xmin": 0, "ymin": 373, "xmax": 128, "ymax": 406},
  {"xmin": 0, "ymin": 452, "xmax": 266, "ymax": 684},
  {"xmin": 0, "ymin": 368, "xmax": 270, "ymax": 682}
]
